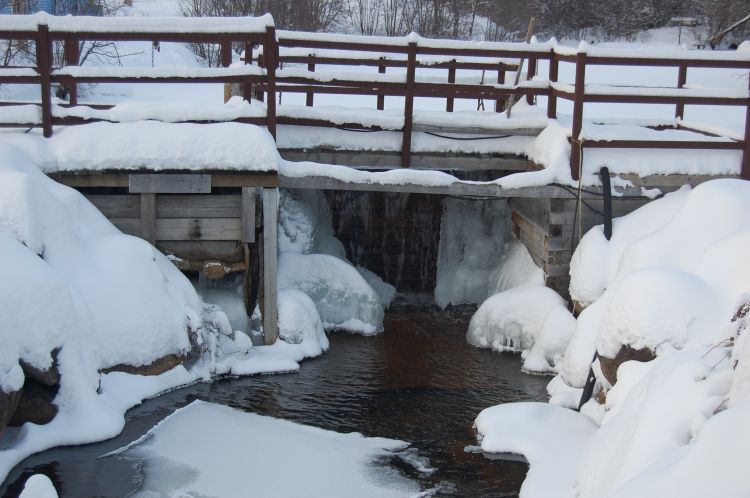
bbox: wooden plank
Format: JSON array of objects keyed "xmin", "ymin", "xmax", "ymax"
[
  {"xmin": 157, "ymin": 195, "xmax": 241, "ymax": 218},
  {"xmin": 157, "ymin": 240, "xmax": 245, "ymax": 263},
  {"xmin": 211, "ymin": 173, "xmax": 278, "ymax": 188},
  {"xmin": 85, "ymin": 194, "xmax": 139, "ymax": 218},
  {"xmin": 109, "ymin": 217, "xmax": 140, "ymax": 235},
  {"xmin": 129, "ymin": 174, "xmax": 211, "ymax": 194},
  {"xmin": 241, "ymin": 187, "xmax": 256, "ymax": 243},
  {"xmin": 140, "ymin": 193, "xmax": 156, "ymax": 244},
  {"xmin": 154, "ymin": 218, "xmax": 242, "ymax": 241},
  {"xmin": 50, "ymin": 172, "xmax": 128, "ymax": 188},
  {"xmin": 262, "ymin": 187, "xmax": 279, "ymax": 345}
]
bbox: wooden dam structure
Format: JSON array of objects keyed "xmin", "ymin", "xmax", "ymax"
[{"xmin": 1, "ymin": 14, "xmax": 749, "ymax": 343}]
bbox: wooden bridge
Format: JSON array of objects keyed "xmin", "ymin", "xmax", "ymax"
[{"xmin": 1, "ymin": 14, "xmax": 749, "ymax": 343}]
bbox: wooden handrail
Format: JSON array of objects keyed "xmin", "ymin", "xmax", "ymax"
[{"xmin": 0, "ymin": 16, "xmax": 748, "ymax": 179}]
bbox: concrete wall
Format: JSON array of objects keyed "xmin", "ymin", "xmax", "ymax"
[{"xmin": 510, "ymin": 196, "xmax": 651, "ymax": 300}]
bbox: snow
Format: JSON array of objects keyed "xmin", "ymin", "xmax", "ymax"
[
  {"xmin": 278, "ymin": 288, "xmax": 330, "ymax": 357},
  {"xmin": 0, "ymin": 13, "xmax": 274, "ymax": 33},
  {"xmin": 0, "ymin": 121, "xmax": 279, "ymax": 172},
  {"xmin": 17, "ymin": 474, "xmax": 58, "ymax": 498},
  {"xmin": 108, "ymin": 400, "xmax": 422, "ymax": 498},
  {"xmin": 476, "ymin": 179, "xmax": 750, "ymax": 498},
  {"xmin": 474, "ymin": 402, "xmax": 597, "ymax": 498}
]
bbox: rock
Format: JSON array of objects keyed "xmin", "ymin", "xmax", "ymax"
[
  {"xmin": 101, "ymin": 353, "xmax": 183, "ymax": 376},
  {"xmin": 0, "ymin": 388, "xmax": 23, "ymax": 434},
  {"xmin": 9, "ymin": 380, "xmax": 58, "ymax": 426},
  {"xmin": 20, "ymin": 348, "xmax": 61, "ymax": 387},
  {"xmin": 599, "ymin": 345, "xmax": 655, "ymax": 386}
]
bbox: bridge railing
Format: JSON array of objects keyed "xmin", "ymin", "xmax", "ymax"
[{"xmin": 1, "ymin": 15, "xmax": 749, "ymax": 180}]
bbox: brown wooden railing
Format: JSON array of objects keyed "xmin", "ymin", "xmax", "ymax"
[{"xmin": 1, "ymin": 15, "xmax": 749, "ymax": 181}]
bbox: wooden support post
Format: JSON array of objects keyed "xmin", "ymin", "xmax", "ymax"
[
  {"xmin": 241, "ymin": 187, "xmax": 256, "ymax": 243},
  {"xmin": 569, "ymin": 51, "xmax": 587, "ymax": 181},
  {"xmin": 401, "ymin": 42, "xmax": 417, "ymax": 168},
  {"xmin": 675, "ymin": 63, "xmax": 688, "ymax": 119},
  {"xmin": 377, "ymin": 58, "xmax": 386, "ymax": 110},
  {"xmin": 306, "ymin": 55, "xmax": 315, "ymax": 107},
  {"xmin": 243, "ymin": 43, "xmax": 254, "ymax": 102},
  {"xmin": 446, "ymin": 59, "xmax": 456, "ymax": 112},
  {"xmin": 526, "ymin": 56, "xmax": 537, "ymax": 104},
  {"xmin": 63, "ymin": 37, "xmax": 79, "ymax": 105},
  {"xmin": 140, "ymin": 193, "xmax": 156, "ymax": 245},
  {"xmin": 547, "ymin": 53, "xmax": 558, "ymax": 119},
  {"xmin": 261, "ymin": 187, "xmax": 278, "ymax": 345},
  {"xmin": 37, "ymin": 24, "xmax": 52, "ymax": 138},
  {"xmin": 495, "ymin": 64, "xmax": 505, "ymax": 112},
  {"xmin": 264, "ymin": 26, "xmax": 277, "ymax": 139}
]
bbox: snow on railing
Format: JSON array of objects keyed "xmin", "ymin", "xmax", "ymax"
[{"xmin": 0, "ymin": 14, "xmax": 749, "ymax": 179}]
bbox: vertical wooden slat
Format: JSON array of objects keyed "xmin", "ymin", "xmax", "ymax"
[
  {"xmin": 547, "ymin": 53, "xmax": 558, "ymax": 119},
  {"xmin": 256, "ymin": 53, "xmax": 265, "ymax": 102},
  {"xmin": 140, "ymin": 193, "xmax": 156, "ymax": 244},
  {"xmin": 261, "ymin": 187, "xmax": 278, "ymax": 345},
  {"xmin": 446, "ymin": 59, "xmax": 456, "ymax": 112},
  {"xmin": 243, "ymin": 43, "xmax": 254, "ymax": 102},
  {"xmin": 526, "ymin": 56, "xmax": 537, "ymax": 104},
  {"xmin": 37, "ymin": 24, "xmax": 52, "ymax": 138},
  {"xmin": 675, "ymin": 63, "xmax": 688, "ymax": 119},
  {"xmin": 63, "ymin": 36, "xmax": 79, "ymax": 105},
  {"xmin": 377, "ymin": 57, "xmax": 386, "ymax": 110},
  {"xmin": 241, "ymin": 187, "xmax": 255, "ymax": 243},
  {"xmin": 221, "ymin": 40, "xmax": 232, "ymax": 103},
  {"xmin": 570, "ymin": 51, "xmax": 587, "ymax": 181},
  {"xmin": 264, "ymin": 26, "xmax": 277, "ymax": 139},
  {"xmin": 401, "ymin": 42, "xmax": 417, "ymax": 168},
  {"xmin": 495, "ymin": 64, "xmax": 505, "ymax": 112},
  {"xmin": 306, "ymin": 55, "xmax": 315, "ymax": 107}
]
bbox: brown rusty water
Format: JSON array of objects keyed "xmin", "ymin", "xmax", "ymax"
[{"xmin": 1, "ymin": 303, "xmax": 549, "ymax": 497}]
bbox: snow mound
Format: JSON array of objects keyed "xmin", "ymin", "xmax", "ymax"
[
  {"xmin": 467, "ymin": 286, "xmax": 575, "ymax": 373},
  {"xmin": 18, "ymin": 474, "xmax": 58, "ymax": 498},
  {"xmin": 278, "ymin": 252, "xmax": 384, "ymax": 334},
  {"xmin": 278, "ymin": 288, "xmax": 330, "ymax": 357},
  {"xmin": 474, "ymin": 402, "xmax": 597, "ymax": 498}
]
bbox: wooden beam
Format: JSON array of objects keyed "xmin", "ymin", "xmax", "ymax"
[
  {"xmin": 140, "ymin": 193, "xmax": 156, "ymax": 244},
  {"xmin": 129, "ymin": 174, "xmax": 211, "ymax": 194},
  {"xmin": 154, "ymin": 218, "xmax": 242, "ymax": 241},
  {"xmin": 211, "ymin": 173, "xmax": 278, "ymax": 188},
  {"xmin": 262, "ymin": 187, "xmax": 279, "ymax": 345}
]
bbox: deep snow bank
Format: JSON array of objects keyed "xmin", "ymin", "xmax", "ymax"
[
  {"xmin": 0, "ymin": 140, "xmax": 320, "ymax": 485},
  {"xmin": 476, "ymin": 179, "xmax": 750, "ymax": 498}
]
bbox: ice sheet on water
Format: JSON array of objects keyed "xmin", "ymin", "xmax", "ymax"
[{"xmin": 110, "ymin": 400, "xmax": 423, "ymax": 498}]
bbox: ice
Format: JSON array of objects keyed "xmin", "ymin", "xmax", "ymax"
[
  {"xmin": 278, "ymin": 252, "xmax": 384, "ymax": 334},
  {"xmin": 110, "ymin": 400, "xmax": 422, "ymax": 498},
  {"xmin": 278, "ymin": 288, "xmax": 330, "ymax": 357},
  {"xmin": 434, "ymin": 197, "xmax": 511, "ymax": 308},
  {"xmin": 17, "ymin": 474, "xmax": 58, "ymax": 498}
]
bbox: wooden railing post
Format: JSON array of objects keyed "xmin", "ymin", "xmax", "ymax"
[
  {"xmin": 446, "ymin": 59, "xmax": 456, "ymax": 112},
  {"xmin": 377, "ymin": 57, "xmax": 386, "ymax": 110},
  {"xmin": 221, "ymin": 40, "xmax": 232, "ymax": 103},
  {"xmin": 526, "ymin": 56, "xmax": 537, "ymax": 104},
  {"xmin": 401, "ymin": 41, "xmax": 417, "ymax": 168},
  {"xmin": 243, "ymin": 43, "xmax": 253, "ymax": 102},
  {"xmin": 675, "ymin": 63, "xmax": 687, "ymax": 119},
  {"xmin": 495, "ymin": 63, "xmax": 506, "ymax": 112},
  {"xmin": 63, "ymin": 36, "xmax": 79, "ymax": 105},
  {"xmin": 37, "ymin": 24, "xmax": 52, "ymax": 138},
  {"xmin": 256, "ymin": 52, "xmax": 265, "ymax": 102},
  {"xmin": 547, "ymin": 51, "xmax": 558, "ymax": 119},
  {"xmin": 742, "ymin": 71, "xmax": 750, "ymax": 180},
  {"xmin": 569, "ymin": 51, "xmax": 586, "ymax": 181},
  {"xmin": 264, "ymin": 26, "xmax": 277, "ymax": 140},
  {"xmin": 306, "ymin": 55, "xmax": 315, "ymax": 107}
]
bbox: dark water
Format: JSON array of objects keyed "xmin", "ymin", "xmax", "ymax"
[{"xmin": 1, "ymin": 304, "xmax": 549, "ymax": 497}]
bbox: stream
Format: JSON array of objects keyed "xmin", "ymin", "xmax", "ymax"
[{"xmin": 1, "ymin": 302, "xmax": 549, "ymax": 497}]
